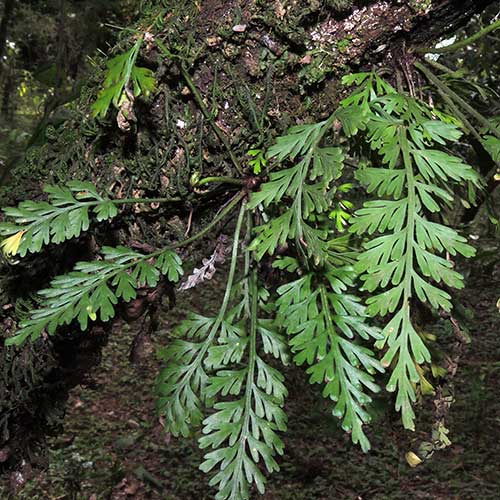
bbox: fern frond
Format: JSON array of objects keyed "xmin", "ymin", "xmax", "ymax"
[
  {"xmin": 0, "ymin": 181, "xmax": 110, "ymax": 256},
  {"xmin": 92, "ymin": 37, "xmax": 155, "ymax": 119},
  {"xmin": 156, "ymin": 203, "xmax": 247, "ymax": 438},
  {"xmin": 199, "ymin": 270, "xmax": 287, "ymax": 500},
  {"xmin": 5, "ymin": 246, "xmax": 182, "ymax": 346},
  {"xmin": 248, "ymin": 116, "xmax": 344, "ymax": 264},
  {"xmin": 276, "ymin": 267, "xmax": 382, "ymax": 451},
  {"xmin": 348, "ymin": 79, "xmax": 479, "ymax": 429},
  {"xmin": 0, "ymin": 181, "xmax": 171, "ymax": 257}
]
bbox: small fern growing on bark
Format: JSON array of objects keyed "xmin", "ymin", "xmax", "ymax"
[{"xmin": 0, "ymin": 72, "xmax": 480, "ymax": 500}]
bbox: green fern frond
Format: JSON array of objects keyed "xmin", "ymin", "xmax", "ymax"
[
  {"xmin": 0, "ymin": 181, "xmax": 112, "ymax": 256},
  {"xmin": 0, "ymin": 181, "xmax": 171, "ymax": 257},
  {"xmin": 248, "ymin": 117, "xmax": 344, "ymax": 265},
  {"xmin": 276, "ymin": 267, "xmax": 382, "ymax": 451},
  {"xmin": 156, "ymin": 203, "xmax": 247, "ymax": 438},
  {"xmin": 347, "ymin": 75, "xmax": 479, "ymax": 429},
  {"xmin": 157, "ymin": 210, "xmax": 288, "ymax": 500},
  {"xmin": 92, "ymin": 37, "xmax": 156, "ymax": 119},
  {"xmin": 5, "ymin": 246, "xmax": 182, "ymax": 346},
  {"xmin": 199, "ymin": 270, "xmax": 287, "ymax": 500}
]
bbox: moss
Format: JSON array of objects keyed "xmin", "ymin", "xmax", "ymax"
[
  {"xmin": 337, "ymin": 36, "xmax": 353, "ymax": 53},
  {"xmin": 324, "ymin": 0, "xmax": 353, "ymax": 10},
  {"xmin": 409, "ymin": 0, "xmax": 432, "ymax": 14}
]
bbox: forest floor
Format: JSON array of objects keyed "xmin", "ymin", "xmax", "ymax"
[{"xmin": 1, "ymin": 240, "xmax": 499, "ymax": 500}]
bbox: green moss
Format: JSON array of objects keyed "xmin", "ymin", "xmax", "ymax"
[
  {"xmin": 409, "ymin": 0, "xmax": 432, "ymax": 14},
  {"xmin": 324, "ymin": 0, "xmax": 353, "ymax": 10},
  {"xmin": 336, "ymin": 36, "xmax": 353, "ymax": 53}
]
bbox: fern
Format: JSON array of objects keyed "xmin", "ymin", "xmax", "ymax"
[
  {"xmin": 156, "ymin": 204, "xmax": 247, "ymax": 437},
  {"xmin": 248, "ymin": 117, "xmax": 344, "ymax": 265},
  {"xmin": 343, "ymin": 74, "xmax": 479, "ymax": 429},
  {"xmin": 275, "ymin": 264, "xmax": 382, "ymax": 451},
  {"xmin": 0, "ymin": 181, "xmax": 115, "ymax": 256},
  {"xmin": 248, "ymin": 106, "xmax": 383, "ymax": 451},
  {"xmin": 5, "ymin": 246, "xmax": 182, "ymax": 346},
  {"xmin": 199, "ymin": 270, "xmax": 288, "ymax": 500},
  {"xmin": 0, "ymin": 68, "xmax": 486, "ymax": 500},
  {"xmin": 92, "ymin": 37, "xmax": 156, "ymax": 119}
]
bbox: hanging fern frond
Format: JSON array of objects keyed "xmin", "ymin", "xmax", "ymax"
[
  {"xmin": 248, "ymin": 117, "xmax": 345, "ymax": 265},
  {"xmin": 199, "ymin": 270, "xmax": 288, "ymax": 500},
  {"xmin": 344, "ymin": 73, "xmax": 480, "ymax": 429},
  {"xmin": 5, "ymin": 246, "xmax": 182, "ymax": 346},
  {"xmin": 0, "ymin": 181, "xmax": 171, "ymax": 257},
  {"xmin": 156, "ymin": 203, "xmax": 247, "ymax": 438},
  {"xmin": 276, "ymin": 264, "xmax": 382, "ymax": 451}
]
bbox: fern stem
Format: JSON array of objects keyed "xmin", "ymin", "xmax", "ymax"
[
  {"xmin": 400, "ymin": 127, "xmax": 415, "ymax": 302},
  {"xmin": 216, "ymin": 201, "xmax": 247, "ymax": 319},
  {"xmin": 231, "ymin": 266, "xmax": 259, "ymax": 499},
  {"xmin": 169, "ymin": 201, "xmax": 247, "ymax": 405},
  {"xmin": 193, "ymin": 176, "xmax": 245, "ymax": 187},
  {"xmin": 243, "ymin": 211, "xmax": 253, "ymax": 317},
  {"xmin": 415, "ymin": 18, "xmax": 500, "ymax": 54},
  {"xmin": 170, "ymin": 191, "xmax": 246, "ymax": 250},
  {"xmin": 178, "ymin": 64, "xmax": 244, "ymax": 176},
  {"xmin": 111, "ymin": 196, "xmax": 182, "ymax": 204},
  {"xmin": 415, "ymin": 61, "xmax": 500, "ymax": 139},
  {"xmin": 400, "ymin": 126, "xmax": 418, "ymax": 430}
]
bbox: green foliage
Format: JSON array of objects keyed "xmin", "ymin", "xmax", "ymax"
[
  {"xmin": 155, "ymin": 205, "xmax": 247, "ymax": 439},
  {"xmin": 0, "ymin": 181, "xmax": 120, "ymax": 256},
  {"xmin": 156, "ymin": 206, "xmax": 287, "ymax": 500},
  {"xmin": 199, "ymin": 272, "xmax": 287, "ymax": 500},
  {"xmin": 91, "ymin": 37, "xmax": 156, "ymax": 119},
  {"xmin": 5, "ymin": 246, "xmax": 182, "ymax": 346},
  {"xmin": 247, "ymin": 102, "xmax": 383, "ymax": 451},
  {"xmin": 248, "ymin": 119, "xmax": 345, "ymax": 265},
  {"xmin": 0, "ymin": 69, "xmax": 483, "ymax": 500},
  {"xmin": 247, "ymin": 148, "xmax": 267, "ymax": 174},
  {"xmin": 342, "ymin": 73, "xmax": 479, "ymax": 429},
  {"xmin": 276, "ymin": 265, "xmax": 382, "ymax": 451}
]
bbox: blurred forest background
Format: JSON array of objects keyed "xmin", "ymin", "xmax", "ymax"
[
  {"xmin": 0, "ymin": 1, "xmax": 499, "ymax": 499},
  {"xmin": 0, "ymin": 0, "xmax": 141, "ymax": 177}
]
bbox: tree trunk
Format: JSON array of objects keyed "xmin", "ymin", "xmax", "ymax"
[
  {"xmin": 0, "ymin": 0, "xmax": 496, "ymax": 475},
  {"xmin": 0, "ymin": 0, "xmax": 15, "ymax": 66}
]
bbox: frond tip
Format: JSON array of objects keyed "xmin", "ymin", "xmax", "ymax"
[{"xmin": 0, "ymin": 230, "xmax": 25, "ymax": 257}]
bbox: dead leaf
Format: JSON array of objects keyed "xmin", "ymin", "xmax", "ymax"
[
  {"xmin": 178, "ymin": 235, "xmax": 229, "ymax": 290},
  {"xmin": 274, "ymin": 0, "xmax": 286, "ymax": 18},
  {"xmin": 405, "ymin": 451, "xmax": 422, "ymax": 467},
  {"xmin": 0, "ymin": 447, "xmax": 10, "ymax": 463},
  {"xmin": 117, "ymin": 87, "xmax": 137, "ymax": 132},
  {"xmin": 299, "ymin": 54, "xmax": 312, "ymax": 65}
]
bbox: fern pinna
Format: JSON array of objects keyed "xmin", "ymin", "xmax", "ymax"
[{"xmin": 0, "ymin": 71, "xmax": 479, "ymax": 500}]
